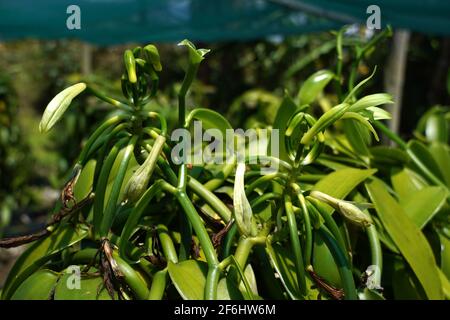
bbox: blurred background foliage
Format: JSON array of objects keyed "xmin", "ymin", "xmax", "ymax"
[{"xmin": 0, "ymin": 29, "xmax": 449, "ymax": 237}]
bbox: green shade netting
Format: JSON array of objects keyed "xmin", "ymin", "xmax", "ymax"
[{"xmin": 1, "ymin": 0, "xmax": 449, "ymax": 45}]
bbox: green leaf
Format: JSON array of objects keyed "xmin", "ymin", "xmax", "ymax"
[
  {"xmin": 429, "ymin": 142, "xmax": 450, "ymax": 187},
  {"xmin": 312, "ymin": 231, "xmax": 342, "ymax": 288},
  {"xmin": 11, "ymin": 269, "xmax": 59, "ymax": 300},
  {"xmin": 349, "ymin": 93, "xmax": 393, "ymax": 113},
  {"xmin": 186, "ymin": 108, "xmax": 233, "ymax": 140},
  {"xmin": 341, "ymin": 112, "xmax": 379, "ymax": 141},
  {"xmin": 407, "ymin": 140, "xmax": 446, "ymax": 184},
  {"xmin": 301, "ymin": 103, "xmax": 350, "ymax": 145},
  {"xmin": 358, "ymin": 288, "xmax": 385, "ymax": 300},
  {"xmin": 297, "ymin": 70, "xmax": 334, "ymax": 105},
  {"xmin": 391, "ymin": 167, "xmax": 428, "ymax": 200},
  {"xmin": 438, "ymin": 268, "xmax": 450, "ymax": 300},
  {"xmin": 167, "ymin": 259, "xmax": 246, "ymax": 300},
  {"xmin": 265, "ymin": 242, "xmax": 319, "ymax": 300},
  {"xmin": 401, "ymin": 186, "xmax": 447, "ymax": 229},
  {"xmin": 312, "ymin": 168, "xmax": 377, "ymax": 215},
  {"xmin": 168, "ymin": 260, "xmax": 207, "ymax": 300},
  {"xmin": 365, "ymin": 179, "xmax": 443, "ymax": 299},
  {"xmin": 73, "ymin": 159, "xmax": 96, "ymax": 201},
  {"xmin": 39, "ymin": 83, "xmax": 86, "ymax": 133},
  {"xmin": 425, "ymin": 113, "xmax": 448, "ymax": 143},
  {"xmin": 2, "ymin": 223, "xmax": 89, "ymax": 299},
  {"xmin": 439, "ymin": 233, "xmax": 450, "ymax": 280},
  {"xmin": 361, "ymin": 106, "xmax": 392, "ymax": 120},
  {"xmin": 343, "ymin": 119, "xmax": 371, "ymax": 157},
  {"xmin": 392, "ymin": 259, "xmax": 426, "ymax": 300},
  {"xmin": 269, "ymin": 92, "xmax": 297, "ymax": 161},
  {"xmin": 265, "ymin": 241, "xmax": 300, "ymax": 299},
  {"xmin": 178, "ymin": 40, "xmax": 210, "ymax": 64},
  {"xmin": 54, "ymin": 268, "xmax": 114, "ymax": 300}
]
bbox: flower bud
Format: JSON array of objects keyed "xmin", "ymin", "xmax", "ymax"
[
  {"xmin": 310, "ymin": 190, "xmax": 372, "ymax": 227},
  {"xmin": 233, "ymin": 162, "xmax": 254, "ymax": 237},
  {"xmin": 124, "ymin": 135, "xmax": 165, "ymax": 203},
  {"xmin": 39, "ymin": 83, "xmax": 86, "ymax": 133}
]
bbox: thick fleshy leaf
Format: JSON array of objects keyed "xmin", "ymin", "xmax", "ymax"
[
  {"xmin": 407, "ymin": 140, "xmax": 445, "ymax": 184},
  {"xmin": 358, "ymin": 288, "xmax": 385, "ymax": 300},
  {"xmin": 39, "ymin": 83, "xmax": 86, "ymax": 133},
  {"xmin": 265, "ymin": 242, "xmax": 320, "ymax": 300},
  {"xmin": 429, "ymin": 142, "xmax": 450, "ymax": 187},
  {"xmin": 391, "ymin": 167, "xmax": 428, "ymax": 200},
  {"xmin": 297, "ymin": 70, "xmax": 334, "ymax": 105},
  {"xmin": 439, "ymin": 233, "xmax": 450, "ymax": 279},
  {"xmin": 186, "ymin": 108, "xmax": 232, "ymax": 141},
  {"xmin": 343, "ymin": 119, "xmax": 371, "ymax": 156},
  {"xmin": 54, "ymin": 269, "xmax": 114, "ymax": 300},
  {"xmin": 312, "ymin": 231, "xmax": 341, "ymax": 288},
  {"xmin": 392, "ymin": 259, "xmax": 426, "ymax": 299},
  {"xmin": 168, "ymin": 260, "xmax": 206, "ymax": 300},
  {"xmin": 73, "ymin": 159, "xmax": 96, "ymax": 201},
  {"xmin": 401, "ymin": 186, "xmax": 447, "ymax": 229},
  {"xmin": 425, "ymin": 113, "xmax": 448, "ymax": 143},
  {"xmin": 366, "ymin": 179, "xmax": 443, "ymax": 299},
  {"xmin": 168, "ymin": 260, "xmax": 244, "ymax": 300},
  {"xmin": 312, "ymin": 168, "xmax": 377, "ymax": 215},
  {"xmin": 11, "ymin": 269, "xmax": 59, "ymax": 300},
  {"xmin": 2, "ymin": 223, "xmax": 89, "ymax": 299}
]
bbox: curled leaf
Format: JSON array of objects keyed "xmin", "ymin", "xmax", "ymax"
[
  {"xmin": 178, "ymin": 39, "xmax": 210, "ymax": 65},
  {"xmin": 39, "ymin": 82, "xmax": 86, "ymax": 133},
  {"xmin": 143, "ymin": 44, "xmax": 162, "ymax": 72}
]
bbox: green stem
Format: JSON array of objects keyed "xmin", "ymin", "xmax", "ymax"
[
  {"xmin": 284, "ymin": 194, "xmax": 307, "ymax": 297},
  {"xmin": 292, "ymin": 186, "xmax": 312, "ymax": 267},
  {"xmin": 250, "ymin": 192, "xmax": 282, "ymax": 208},
  {"xmin": 178, "ymin": 63, "xmax": 199, "ymax": 128},
  {"xmin": 222, "ymin": 223, "xmax": 238, "ymax": 259},
  {"xmin": 318, "ymin": 226, "xmax": 357, "ymax": 300},
  {"xmin": 366, "ymin": 224, "xmax": 382, "ymax": 285},
  {"xmin": 148, "ymin": 268, "xmax": 168, "ymax": 300},
  {"xmin": 86, "ymin": 85, "xmax": 131, "ymax": 111},
  {"xmin": 246, "ymin": 172, "xmax": 288, "ymax": 195},
  {"xmin": 174, "ymin": 190, "xmax": 219, "ymax": 299},
  {"xmin": 188, "ymin": 177, "xmax": 232, "ymax": 222},
  {"xmin": 156, "ymin": 224, "xmax": 178, "ymax": 264},
  {"xmin": 307, "ymin": 196, "xmax": 350, "ymax": 261},
  {"xmin": 373, "ymin": 121, "xmax": 407, "ymax": 149}
]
